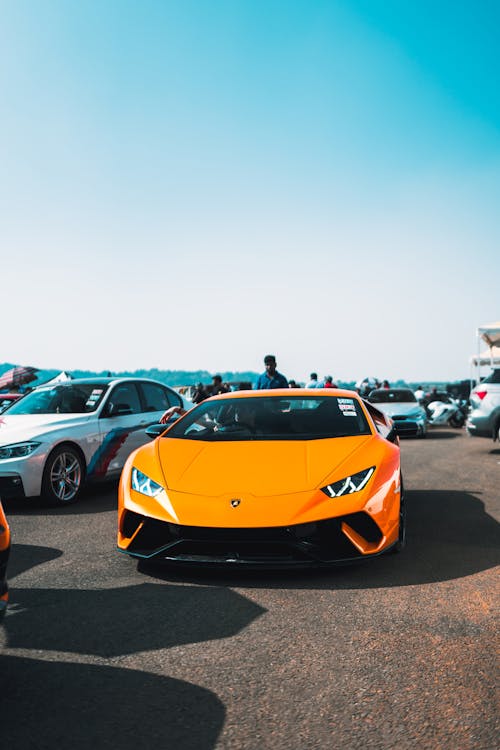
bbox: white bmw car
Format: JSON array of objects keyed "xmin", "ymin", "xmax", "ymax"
[{"xmin": 0, "ymin": 377, "xmax": 191, "ymax": 505}]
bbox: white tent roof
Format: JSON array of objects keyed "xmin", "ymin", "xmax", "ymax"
[
  {"xmin": 44, "ymin": 371, "xmax": 73, "ymax": 385},
  {"xmin": 470, "ymin": 347, "xmax": 500, "ymax": 367},
  {"xmin": 477, "ymin": 321, "xmax": 500, "ymax": 348}
]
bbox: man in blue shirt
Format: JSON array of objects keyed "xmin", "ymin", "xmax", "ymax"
[{"xmin": 255, "ymin": 354, "xmax": 288, "ymax": 389}]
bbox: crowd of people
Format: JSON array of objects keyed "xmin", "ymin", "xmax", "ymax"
[
  {"xmin": 187, "ymin": 357, "xmax": 399, "ymax": 404},
  {"xmin": 160, "ymin": 355, "xmax": 462, "ymax": 425}
]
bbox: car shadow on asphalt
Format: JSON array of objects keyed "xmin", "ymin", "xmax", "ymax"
[
  {"xmin": 2, "ymin": 581, "xmax": 266, "ymax": 657},
  {"xmin": 0, "ymin": 655, "xmax": 224, "ymax": 750},
  {"xmin": 3, "ymin": 479, "xmax": 119, "ymax": 516},
  {"xmin": 420, "ymin": 429, "xmax": 462, "ymax": 439},
  {"xmin": 6, "ymin": 543, "xmax": 63, "ymax": 579},
  {"xmin": 137, "ymin": 489, "xmax": 500, "ymax": 591}
]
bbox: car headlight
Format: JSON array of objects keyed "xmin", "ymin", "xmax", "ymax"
[
  {"xmin": 0, "ymin": 442, "xmax": 41, "ymax": 460},
  {"xmin": 321, "ymin": 466, "xmax": 375, "ymax": 498},
  {"xmin": 131, "ymin": 467, "xmax": 164, "ymax": 497}
]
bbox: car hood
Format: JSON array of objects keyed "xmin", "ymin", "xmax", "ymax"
[
  {"xmin": 371, "ymin": 403, "xmax": 423, "ymax": 418},
  {"xmin": 157, "ymin": 435, "xmax": 373, "ymax": 496},
  {"xmin": 0, "ymin": 414, "xmax": 91, "ymax": 445}
]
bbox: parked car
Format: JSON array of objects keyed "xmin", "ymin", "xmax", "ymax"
[
  {"xmin": 0, "ymin": 393, "xmax": 22, "ymax": 413},
  {"xmin": 467, "ymin": 369, "xmax": 500, "ymax": 440},
  {"xmin": 367, "ymin": 388, "xmax": 427, "ymax": 437},
  {"xmin": 0, "ymin": 499, "xmax": 10, "ymax": 620},
  {"xmin": 0, "ymin": 377, "xmax": 191, "ymax": 505},
  {"xmin": 118, "ymin": 389, "xmax": 405, "ymax": 567}
]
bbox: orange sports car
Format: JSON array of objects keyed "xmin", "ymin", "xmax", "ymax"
[
  {"xmin": 117, "ymin": 389, "xmax": 404, "ymax": 567},
  {"xmin": 0, "ymin": 499, "xmax": 10, "ymax": 618}
]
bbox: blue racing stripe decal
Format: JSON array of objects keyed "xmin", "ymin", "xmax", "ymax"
[{"xmin": 87, "ymin": 424, "xmax": 146, "ymax": 478}]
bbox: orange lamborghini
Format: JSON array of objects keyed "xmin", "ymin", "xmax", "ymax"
[
  {"xmin": 0, "ymin": 499, "xmax": 10, "ymax": 618},
  {"xmin": 117, "ymin": 390, "xmax": 405, "ymax": 567}
]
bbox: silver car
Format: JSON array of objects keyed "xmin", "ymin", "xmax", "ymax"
[
  {"xmin": 0, "ymin": 377, "xmax": 191, "ymax": 505},
  {"xmin": 367, "ymin": 388, "xmax": 427, "ymax": 438},
  {"xmin": 467, "ymin": 369, "xmax": 500, "ymax": 440}
]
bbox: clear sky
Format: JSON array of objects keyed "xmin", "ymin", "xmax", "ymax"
[{"xmin": 1, "ymin": 0, "xmax": 499, "ymax": 382}]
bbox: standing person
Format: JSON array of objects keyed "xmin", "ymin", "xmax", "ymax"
[
  {"xmin": 305, "ymin": 373, "xmax": 321, "ymax": 388},
  {"xmin": 191, "ymin": 382, "xmax": 208, "ymax": 404},
  {"xmin": 255, "ymin": 355, "xmax": 288, "ymax": 389},
  {"xmin": 414, "ymin": 385, "xmax": 425, "ymax": 404},
  {"xmin": 324, "ymin": 375, "xmax": 337, "ymax": 388},
  {"xmin": 211, "ymin": 374, "xmax": 230, "ymax": 396}
]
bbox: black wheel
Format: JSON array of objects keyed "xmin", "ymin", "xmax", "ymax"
[
  {"xmin": 494, "ymin": 421, "xmax": 500, "ymax": 442},
  {"xmin": 392, "ymin": 476, "xmax": 406, "ymax": 553},
  {"xmin": 449, "ymin": 413, "xmax": 465, "ymax": 428},
  {"xmin": 41, "ymin": 445, "xmax": 85, "ymax": 505}
]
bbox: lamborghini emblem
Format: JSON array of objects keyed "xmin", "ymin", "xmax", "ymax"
[{"xmin": 230, "ymin": 499, "xmax": 241, "ymax": 508}]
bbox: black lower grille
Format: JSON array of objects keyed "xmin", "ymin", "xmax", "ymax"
[
  {"xmin": 393, "ymin": 422, "xmax": 419, "ymax": 435},
  {"xmin": 124, "ymin": 512, "xmax": 384, "ymax": 565},
  {"xmin": 0, "ymin": 476, "xmax": 25, "ymax": 498},
  {"xmin": 342, "ymin": 512, "xmax": 383, "ymax": 543},
  {"xmin": 127, "ymin": 517, "xmax": 175, "ymax": 552},
  {"xmin": 121, "ymin": 511, "xmax": 143, "ymax": 538}
]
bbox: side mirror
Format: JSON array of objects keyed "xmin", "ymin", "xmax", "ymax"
[
  {"xmin": 107, "ymin": 403, "xmax": 133, "ymax": 417},
  {"xmin": 386, "ymin": 425, "xmax": 398, "ymax": 443},
  {"xmin": 146, "ymin": 423, "xmax": 169, "ymax": 439}
]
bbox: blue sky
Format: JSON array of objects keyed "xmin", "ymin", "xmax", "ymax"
[{"xmin": 1, "ymin": 1, "xmax": 499, "ymax": 382}]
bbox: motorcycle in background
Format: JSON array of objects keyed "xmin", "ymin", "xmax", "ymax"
[{"xmin": 426, "ymin": 396, "xmax": 468, "ymax": 428}]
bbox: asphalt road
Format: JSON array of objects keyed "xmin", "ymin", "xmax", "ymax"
[{"xmin": 1, "ymin": 428, "xmax": 498, "ymax": 750}]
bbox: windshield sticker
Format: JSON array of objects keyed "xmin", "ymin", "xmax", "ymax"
[
  {"xmin": 341, "ymin": 411, "xmax": 357, "ymax": 416},
  {"xmin": 91, "ymin": 389, "xmax": 103, "ymax": 397},
  {"xmin": 339, "ymin": 403, "xmax": 356, "ymax": 412},
  {"xmin": 338, "ymin": 398, "xmax": 355, "ymax": 405}
]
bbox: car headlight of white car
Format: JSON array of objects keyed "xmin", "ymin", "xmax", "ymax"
[
  {"xmin": 0, "ymin": 442, "xmax": 41, "ymax": 460},
  {"xmin": 131, "ymin": 467, "xmax": 164, "ymax": 497}
]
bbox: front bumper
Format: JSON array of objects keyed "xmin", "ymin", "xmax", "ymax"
[
  {"xmin": 391, "ymin": 418, "xmax": 425, "ymax": 437},
  {"xmin": 0, "ymin": 474, "xmax": 26, "ymax": 499},
  {"xmin": 466, "ymin": 415, "xmax": 493, "ymax": 438},
  {"xmin": 118, "ymin": 511, "xmax": 392, "ymax": 567},
  {"xmin": 0, "ymin": 450, "xmax": 47, "ymax": 498}
]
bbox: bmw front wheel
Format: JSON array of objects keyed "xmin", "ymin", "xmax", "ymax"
[{"xmin": 41, "ymin": 446, "xmax": 85, "ymax": 505}]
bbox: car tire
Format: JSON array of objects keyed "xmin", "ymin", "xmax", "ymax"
[
  {"xmin": 41, "ymin": 445, "xmax": 85, "ymax": 505},
  {"xmin": 495, "ymin": 421, "xmax": 500, "ymax": 443},
  {"xmin": 392, "ymin": 476, "xmax": 406, "ymax": 553}
]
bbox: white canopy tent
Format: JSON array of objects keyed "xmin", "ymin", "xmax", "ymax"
[
  {"xmin": 43, "ymin": 371, "xmax": 73, "ymax": 385},
  {"xmin": 471, "ymin": 346, "xmax": 500, "ymax": 367},
  {"xmin": 471, "ymin": 321, "xmax": 500, "ymax": 382},
  {"xmin": 477, "ymin": 321, "xmax": 500, "ymax": 349}
]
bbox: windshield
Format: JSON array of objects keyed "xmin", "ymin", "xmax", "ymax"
[
  {"xmin": 167, "ymin": 395, "xmax": 371, "ymax": 441},
  {"xmin": 481, "ymin": 369, "xmax": 500, "ymax": 384},
  {"xmin": 5, "ymin": 384, "xmax": 109, "ymax": 415},
  {"xmin": 368, "ymin": 389, "xmax": 416, "ymax": 404}
]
